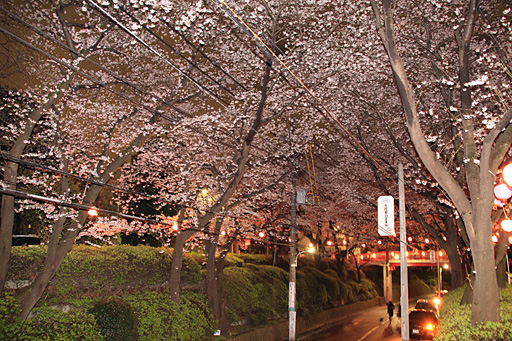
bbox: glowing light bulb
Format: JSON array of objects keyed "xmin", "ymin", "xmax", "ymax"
[
  {"xmin": 494, "ymin": 183, "xmax": 512, "ymax": 200},
  {"xmin": 501, "ymin": 219, "xmax": 512, "ymax": 233}
]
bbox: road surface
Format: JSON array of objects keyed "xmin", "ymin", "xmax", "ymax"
[{"xmin": 299, "ymin": 300, "xmax": 433, "ymax": 341}]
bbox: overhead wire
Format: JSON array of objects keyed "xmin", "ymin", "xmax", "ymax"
[
  {"xmin": 87, "ymin": 0, "xmax": 231, "ymax": 108},
  {"xmin": 84, "ymin": 1, "xmax": 331, "ymax": 190},
  {"xmin": 1, "ymin": 3, "xmax": 358, "ymax": 235},
  {"xmin": 0, "ymin": 13, "xmax": 321, "ymax": 191},
  {"xmin": 157, "ymin": 15, "xmax": 248, "ymax": 91},
  {"xmin": 213, "ymin": 0, "xmax": 395, "ymax": 181},
  {"xmin": 0, "ymin": 5, "xmax": 193, "ymax": 119},
  {"xmin": 0, "ymin": 152, "xmax": 287, "ymax": 227},
  {"xmin": 117, "ymin": 5, "xmax": 238, "ymax": 98}
]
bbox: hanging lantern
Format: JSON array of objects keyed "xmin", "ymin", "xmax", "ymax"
[
  {"xmin": 494, "ymin": 183, "xmax": 512, "ymax": 200},
  {"xmin": 501, "ymin": 219, "xmax": 512, "ymax": 233},
  {"xmin": 504, "ymin": 163, "xmax": 512, "ymax": 187},
  {"xmin": 495, "ymin": 198, "xmax": 505, "ymax": 207}
]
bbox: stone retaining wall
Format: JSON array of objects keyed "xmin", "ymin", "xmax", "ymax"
[{"xmin": 228, "ymin": 296, "xmax": 385, "ymax": 341}]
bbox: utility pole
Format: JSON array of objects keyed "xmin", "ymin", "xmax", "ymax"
[
  {"xmin": 399, "ymin": 163, "xmax": 409, "ymax": 341},
  {"xmin": 289, "ymin": 170, "xmax": 298, "ymax": 340}
]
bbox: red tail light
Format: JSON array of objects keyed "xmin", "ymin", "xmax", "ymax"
[{"xmin": 425, "ymin": 323, "xmax": 435, "ymax": 331}]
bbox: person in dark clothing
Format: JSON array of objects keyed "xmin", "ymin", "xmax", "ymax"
[{"xmin": 387, "ymin": 301, "xmax": 395, "ymax": 323}]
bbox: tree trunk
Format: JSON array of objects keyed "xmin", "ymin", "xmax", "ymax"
[
  {"xmin": 496, "ymin": 256, "xmax": 508, "ymax": 289},
  {"xmin": 445, "ymin": 243, "xmax": 464, "ymax": 289},
  {"xmin": 0, "ymin": 79, "xmax": 73, "ymax": 291},
  {"xmin": 0, "ymin": 178, "xmax": 16, "ymax": 292},
  {"xmin": 495, "ymin": 231, "xmax": 511, "ymax": 289},
  {"xmin": 460, "ymin": 274, "xmax": 474, "ymax": 305},
  {"xmin": 471, "ymin": 223, "xmax": 500, "ymax": 323},
  {"xmin": 215, "ymin": 254, "xmax": 228, "ymax": 336},
  {"xmin": 17, "ymin": 216, "xmax": 76, "ymax": 319},
  {"xmin": 205, "ymin": 239, "xmax": 221, "ymax": 326},
  {"xmin": 169, "ymin": 230, "xmax": 194, "ymax": 304}
]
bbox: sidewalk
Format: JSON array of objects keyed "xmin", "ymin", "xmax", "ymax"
[{"xmin": 227, "ymin": 297, "xmax": 386, "ymax": 341}]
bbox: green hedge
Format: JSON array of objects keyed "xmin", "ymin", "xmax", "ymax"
[
  {"xmin": 7, "ymin": 247, "xmax": 383, "ymax": 337},
  {"xmin": 222, "ymin": 265, "xmax": 288, "ymax": 326},
  {"xmin": 435, "ymin": 286, "xmax": 512, "ymax": 341},
  {"xmin": 8, "ymin": 245, "xmax": 202, "ymax": 302},
  {"xmin": 0, "ymin": 291, "xmax": 214, "ymax": 341},
  {"xmin": 0, "ymin": 293, "xmax": 103, "ymax": 340},
  {"xmin": 223, "ymin": 260, "xmax": 378, "ymax": 327},
  {"xmin": 123, "ymin": 291, "xmax": 214, "ymax": 341}
]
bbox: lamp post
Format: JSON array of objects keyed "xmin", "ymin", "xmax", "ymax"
[{"xmin": 289, "ymin": 244, "xmax": 315, "ymax": 341}]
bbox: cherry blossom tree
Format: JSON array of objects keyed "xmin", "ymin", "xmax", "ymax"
[{"xmin": 370, "ymin": 0, "xmax": 512, "ymax": 323}]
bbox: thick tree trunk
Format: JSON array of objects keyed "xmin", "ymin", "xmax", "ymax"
[
  {"xmin": 169, "ymin": 230, "xmax": 194, "ymax": 304},
  {"xmin": 471, "ymin": 224, "xmax": 500, "ymax": 323},
  {"xmin": 17, "ymin": 217, "xmax": 75, "ymax": 319},
  {"xmin": 205, "ymin": 239, "xmax": 221, "ymax": 325},
  {"xmin": 445, "ymin": 243, "xmax": 464, "ymax": 289}
]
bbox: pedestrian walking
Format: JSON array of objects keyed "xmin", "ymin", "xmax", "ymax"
[{"xmin": 387, "ymin": 301, "xmax": 395, "ymax": 323}]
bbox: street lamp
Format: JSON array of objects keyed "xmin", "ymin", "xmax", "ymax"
[
  {"xmin": 289, "ymin": 244, "xmax": 315, "ymax": 340},
  {"xmin": 291, "ymin": 245, "xmax": 315, "ymax": 267}
]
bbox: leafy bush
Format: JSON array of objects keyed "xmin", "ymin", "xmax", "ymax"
[
  {"xmin": 236, "ymin": 253, "xmax": 273, "ymax": 265},
  {"xmin": 90, "ymin": 299, "xmax": 138, "ymax": 341},
  {"xmin": 435, "ymin": 286, "xmax": 512, "ymax": 341},
  {"xmin": 0, "ymin": 293, "xmax": 103, "ymax": 341},
  {"xmin": 0, "ymin": 293, "xmax": 26, "ymax": 339},
  {"xmin": 222, "ymin": 265, "xmax": 288, "ymax": 326},
  {"xmin": 224, "ymin": 254, "xmax": 244, "ymax": 267},
  {"xmin": 408, "ymin": 275, "xmax": 434, "ymax": 298},
  {"xmin": 123, "ymin": 291, "xmax": 214, "ymax": 341},
  {"xmin": 8, "ymin": 245, "xmax": 202, "ymax": 302}
]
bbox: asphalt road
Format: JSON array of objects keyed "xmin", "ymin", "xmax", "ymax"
[{"xmin": 299, "ymin": 301, "xmax": 433, "ymax": 341}]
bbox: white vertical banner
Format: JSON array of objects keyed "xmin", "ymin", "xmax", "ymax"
[{"xmin": 378, "ymin": 196, "xmax": 395, "ymax": 236}]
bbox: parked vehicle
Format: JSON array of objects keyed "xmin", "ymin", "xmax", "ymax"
[
  {"xmin": 409, "ymin": 309, "xmax": 439, "ymax": 339},
  {"xmin": 414, "ymin": 298, "xmax": 440, "ymax": 313}
]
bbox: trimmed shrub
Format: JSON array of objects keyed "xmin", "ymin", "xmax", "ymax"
[
  {"xmin": 0, "ymin": 293, "xmax": 103, "ymax": 341},
  {"xmin": 8, "ymin": 245, "xmax": 202, "ymax": 302},
  {"xmin": 435, "ymin": 286, "xmax": 512, "ymax": 341},
  {"xmin": 236, "ymin": 253, "xmax": 273, "ymax": 265},
  {"xmin": 0, "ymin": 293, "xmax": 26, "ymax": 339},
  {"xmin": 90, "ymin": 299, "xmax": 138, "ymax": 341},
  {"xmin": 123, "ymin": 291, "xmax": 214, "ymax": 341},
  {"xmin": 222, "ymin": 264, "xmax": 288, "ymax": 326}
]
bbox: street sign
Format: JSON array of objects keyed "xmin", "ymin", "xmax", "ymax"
[
  {"xmin": 297, "ymin": 189, "xmax": 307, "ymax": 204},
  {"xmin": 430, "ymin": 250, "xmax": 436, "ymax": 263},
  {"xmin": 378, "ymin": 196, "xmax": 395, "ymax": 236}
]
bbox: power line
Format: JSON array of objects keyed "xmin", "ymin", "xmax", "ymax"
[
  {"xmin": 0, "ymin": 23, "xmax": 322, "ymax": 191},
  {"xmin": 0, "ymin": 5, "xmax": 338, "ymax": 207},
  {"xmin": 0, "ymin": 5, "xmax": 193, "ymax": 119},
  {"xmin": 87, "ymin": 0, "xmax": 231, "ymax": 108},
  {"xmin": 118, "ymin": 5, "xmax": 238, "ymax": 98},
  {"xmin": 157, "ymin": 14, "xmax": 248, "ymax": 91},
  {"xmin": 213, "ymin": 0, "xmax": 394, "ymax": 181}
]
